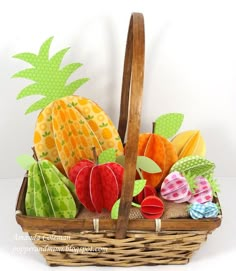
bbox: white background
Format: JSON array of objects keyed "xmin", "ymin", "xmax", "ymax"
[
  {"xmin": 0, "ymin": 0, "xmax": 235, "ymax": 270},
  {"xmin": 0, "ymin": 0, "xmax": 235, "ymax": 179}
]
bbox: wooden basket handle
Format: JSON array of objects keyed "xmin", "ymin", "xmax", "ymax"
[{"xmin": 116, "ymin": 13, "xmax": 145, "ymax": 239}]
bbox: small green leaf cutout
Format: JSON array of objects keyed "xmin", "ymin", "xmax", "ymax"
[
  {"xmin": 154, "ymin": 113, "xmax": 184, "ymax": 139},
  {"xmin": 98, "ymin": 148, "xmax": 116, "ymax": 164},
  {"xmin": 16, "ymin": 154, "xmax": 36, "ymax": 170}
]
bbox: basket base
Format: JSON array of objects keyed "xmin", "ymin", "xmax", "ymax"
[{"xmin": 29, "ymin": 230, "xmax": 208, "ymax": 267}]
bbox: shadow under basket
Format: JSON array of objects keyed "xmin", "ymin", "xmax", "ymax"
[{"xmin": 15, "ymin": 13, "xmax": 222, "ymax": 267}]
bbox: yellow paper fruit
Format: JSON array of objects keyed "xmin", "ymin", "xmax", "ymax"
[
  {"xmin": 34, "ymin": 96, "xmax": 123, "ymax": 176},
  {"xmin": 171, "ymin": 130, "xmax": 206, "ymax": 159}
]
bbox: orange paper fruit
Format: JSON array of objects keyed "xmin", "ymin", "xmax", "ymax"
[
  {"xmin": 137, "ymin": 114, "xmax": 183, "ymax": 188},
  {"xmin": 138, "ymin": 133, "xmax": 178, "ymax": 188}
]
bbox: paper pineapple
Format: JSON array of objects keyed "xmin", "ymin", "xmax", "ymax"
[{"xmin": 13, "ymin": 37, "xmax": 124, "ymax": 175}]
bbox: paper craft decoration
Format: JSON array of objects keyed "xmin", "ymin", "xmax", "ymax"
[
  {"xmin": 74, "ymin": 148, "xmax": 124, "ymax": 212},
  {"xmin": 188, "ymin": 176, "xmax": 219, "ymax": 204},
  {"xmin": 69, "ymin": 148, "xmax": 116, "ymax": 183},
  {"xmin": 188, "ymin": 176, "xmax": 212, "ymax": 204},
  {"xmin": 134, "ymin": 185, "xmax": 157, "ymax": 204},
  {"xmin": 137, "ymin": 113, "xmax": 183, "ymax": 188},
  {"xmin": 170, "ymin": 155, "xmax": 215, "ymax": 178},
  {"xmin": 160, "ymin": 171, "xmax": 192, "ymax": 203},
  {"xmin": 17, "ymin": 154, "xmax": 78, "ymax": 218},
  {"xmin": 188, "ymin": 203, "xmax": 205, "ymax": 219},
  {"xmin": 13, "ymin": 37, "xmax": 124, "ymax": 176},
  {"xmin": 116, "ymin": 155, "xmax": 161, "ymax": 179},
  {"xmin": 111, "ymin": 156, "xmax": 161, "ymax": 219},
  {"xmin": 111, "ymin": 179, "xmax": 146, "ymax": 219},
  {"xmin": 140, "ymin": 196, "xmax": 164, "ymax": 219},
  {"xmin": 204, "ymin": 202, "xmax": 220, "ymax": 218},
  {"xmin": 188, "ymin": 202, "xmax": 219, "ymax": 219},
  {"xmin": 154, "ymin": 113, "xmax": 184, "ymax": 139},
  {"xmin": 171, "ymin": 130, "xmax": 206, "ymax": 158}
]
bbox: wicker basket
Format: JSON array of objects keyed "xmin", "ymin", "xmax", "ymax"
[{"xmin": 15, "ymin": 13, "xmax": 222, "ymax": 267}]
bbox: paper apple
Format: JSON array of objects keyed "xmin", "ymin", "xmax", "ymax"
[
  {"xmin": 137, "ymin": 113, "xmax": 183, "ymax": 188},
  {"xmin": 160, "ymin": 171, "xmax": 192, "ymax": 203},
  {"xmin": 74, "ymin": 148, "xmax": 124, "ymax": 212},
  {"xmin": 140, "ymin": 196, "xmax": 164, "ymax": 219},
  {"xmin": 134, "ymin": 185, "xmax": 157, "ymax": 204}
]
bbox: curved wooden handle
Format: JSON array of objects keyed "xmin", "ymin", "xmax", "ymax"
[{"xmin": 116, "ymin": 13, "xmax": 145, "ymax": 239}]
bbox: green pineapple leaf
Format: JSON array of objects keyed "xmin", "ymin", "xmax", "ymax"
[{"xmin": 13, "ymin": 36, "xmax": 89, "ymax": 114}]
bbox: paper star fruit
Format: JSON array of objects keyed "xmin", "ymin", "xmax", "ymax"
[
  {"xmin": 16, "ymin": 154, "xmax": 78, "ymax": 218},
  {"xmin": 171, "ymin": 130, "xmax": 206, "ymax": 158},
  {"xmin": 170, "ymin": 155, "xmax": 215, "ymax": 178},
  {"xmin": 13, "ymin": 37, "xmax": 124, "ymax": 175}
]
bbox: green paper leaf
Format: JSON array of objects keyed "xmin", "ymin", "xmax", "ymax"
[
  {"xmin": 208, "ymin": 176, "xmax": 220, "ymax": 197},
  {"xmin": 133, "ymin": 179, "xmax": 146, "ymax": 197},
  {"xmin": 154, "ymin": 113, "xmax": 184, "ymax": 139},
  {"xmin": 16, "ymin": 154, "xmax": 36, "ymax": 170},
  {"xmin": 116, "ymin": 155, "xmax": 125, "ymax": 167},
  {"xmin": 111, "ymin": 179, "xmax": 145, "ymax": 219},
  {"xmin": 170, "ymin": 155, "xmax": 215, "ymax": 177},
  {"xmin": 111, "ymin": 199, "xmax": 120, "ymax": 219},
  {"xmin": 137, "ymin": 156, "xmax": 161, "ymax": 173},
  {"xmin": 182, "ymin": 172, "xmax": 198, "ymax": 193},
  {"xmin": 131, "ymin": 202, "xmax": 141, "ymax": 208},
  {"xmin": 13, "ymin": 37, "xmax": 89, "ymax": 114},
  {"xmin": 98, "ymin": 148, "xmax": 116, "ymax": 164}
]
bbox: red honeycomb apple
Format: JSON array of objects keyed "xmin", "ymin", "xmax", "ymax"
[
  {"xmin": 134, "ymin": 185, "xmax": 157, "ymax": 204},
  {"xmin": 72, "ymin": 150, "xmax": 124, "ymax": 213}
]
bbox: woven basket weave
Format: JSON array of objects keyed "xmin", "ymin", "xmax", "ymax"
[{"xmin": 15, "ymin": 13, "xmax": 222, "ymax": 267}]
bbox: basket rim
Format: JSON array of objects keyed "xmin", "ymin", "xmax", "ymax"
[{"xmin": 16, "ymin": 176, "xmax": 222, "ymax": 233}]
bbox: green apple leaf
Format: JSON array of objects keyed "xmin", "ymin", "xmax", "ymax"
[
  {"xmin": 16, "ymin": 154, "xmax": 36, "ymax": 170},
  {"xmin": 131, "ymin": 202, "xmax": 141, "ymax": 208},
  {"xmin": 133, "ymin": 179, "xmax": 146, "ymax": 196},
  {"xmin": 137, "ymin": 156, "xmax": 161, "ymax": 173},
  {"xmin": 98, "ymin": 148, "xmax": 116, "ymax": 164},
  {"xmin": 111, "ymin": 199, "xmax": 120, "ymax": 219},
  {"xmin": 154, "ymin": 113, "xmax": 184, "ymax": 139}
]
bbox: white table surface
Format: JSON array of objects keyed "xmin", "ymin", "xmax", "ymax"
[{"xmin": 0, "ymin": 177, "xmax": 235, "ymax": 271}]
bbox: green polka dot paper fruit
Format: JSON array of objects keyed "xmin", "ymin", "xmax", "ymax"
[
  {"xmin": 13, "ymin": 37, "xmax": 124, "ymax": 176},
  {"xmin": 16, "ymin": 154, "xmax": 78, "ymax": 218},
  {"xmin": 72, "ymin": 148, "xmax": 124, "ymax": 213},
  {"xmin": 137, "ymin": 113, "xmax": 183, "ymax": 188}
]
